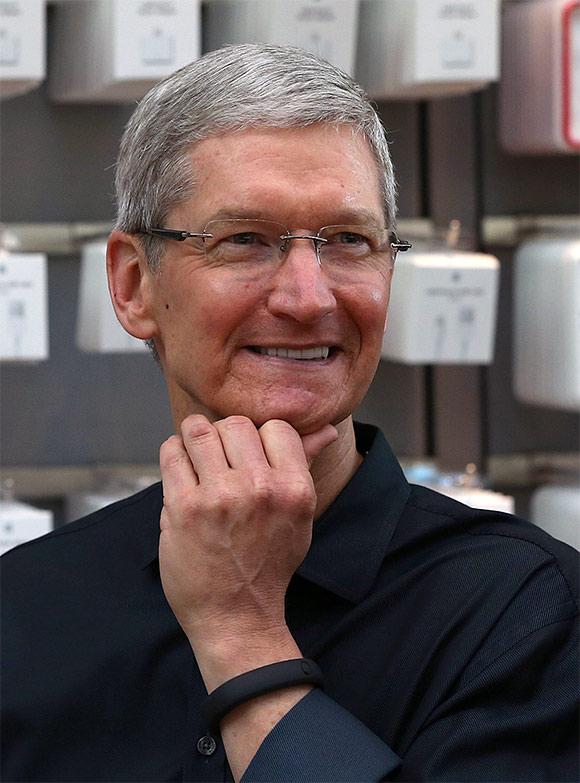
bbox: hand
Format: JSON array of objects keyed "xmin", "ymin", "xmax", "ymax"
[{"xmin": 158, "ymin": 415, "xmax": 337, "ymax": 652}]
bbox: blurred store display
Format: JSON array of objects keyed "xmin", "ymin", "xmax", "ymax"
[
  {"xmin": 76, "ymin": 240, "xmax": 147, "ymax": 353},
  {"xmin": 514, "ymin": 232, "xmax": 580, "ymax": 412},
  {"xmin": 0, "ymin": 481, "xmax": 53, "ymax": 556},
  {"xmin": 403, "ymin": 461, "xmax": 514, "ymax": 514},
  {"xmin": 0, "ymin": 0, "xmax": 45, "ymax": 99},
  {"xmin": 48, "ymin": 0, "xmax": 201, "ymax": 102},
  {"xmin": 531, "ymin": 484, "xmax": 579, "ymax": 551},
  {"xmin": 500, "ymin": 0, "xmax": 580, "ymax": 154},
  {"xmin": 66, "ymin": 475, "xmax": 159, "ymax": 523},
  {"xmin": 382, "ymin": 226, "xmax": 500, "ymax": 365},
  {"xmin": 0, "ymin": 252, "xmax": 49, "ymax": 362},
  {"xmin": 203, "ymin": 0, "xmax": 359, "ymax": 75},
  {"xmin": 356, "ymin": 0, "xmax": 500, "ymax": 99}
]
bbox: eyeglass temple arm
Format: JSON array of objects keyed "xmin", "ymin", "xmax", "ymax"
[
  {"xmin": 146, "ymin": 228, "xmax": 212, "ymax": 241},
  {"xmin": 390, "ymin": 235, "xmax": 412, "ymax": 252}
]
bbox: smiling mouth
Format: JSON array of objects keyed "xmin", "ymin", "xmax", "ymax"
[{"xmin": 248, "ymin": 346, "xmax": 333, "ymax": 360}]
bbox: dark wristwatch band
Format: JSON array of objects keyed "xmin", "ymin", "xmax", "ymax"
[{"xmin": 203, "ymin": 658, "xmax": 323, "ymax": 733}]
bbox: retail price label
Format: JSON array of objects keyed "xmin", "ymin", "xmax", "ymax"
[
  {"xmin": 0, "ymin": 502, "xmax": 53, "ymax": 556},
  {"xmin": 0, "ymin": 253, "xmax": 49, "ymax": 361}
]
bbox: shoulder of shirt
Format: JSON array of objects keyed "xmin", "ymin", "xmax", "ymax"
[
  {"xmin": 0, "ymin": 482, "xmax": 162, "ymax": 569},
  {"xmin": 404, "ymin": 483, "xmax": 579, "ymax": 608}
]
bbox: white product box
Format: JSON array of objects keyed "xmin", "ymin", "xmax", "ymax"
[
  {"xmin": 531, "ymin": 484, "xmax": 579, "ymax": 550},
  {"xmin": 203, "ymin": 0, "xmax": 359, "ymax": 75},
  {"xmin": 0, "ymin": 501, "xmax": 53, "ymax": 556},
  {"xmin": 356, "ymin": 0, "xmax": 500, "ymax": 99},
  {"xmin": 49, "ymin": 0, "xmax": 201, "ymax": 103},
  {"xmin": 76, "ymin": 241, "xmax": 148, "ymax": 354},
  {"xmin": 0, "ymin": 253, "xmax": 49, "ymax": 361},
  {"xmin": 513, "ymin": 235, "xmax": 580, "ymax": 411},
  {"xmin": 0, "ymin": 0, "xmax": 45, "ymax": 99},
  {"xmin": 382, "ymin": 251, "xmax": 500, "ymax": 364},
  {"xmin": 500, "ymin": 0, "xmax": 580, "ymax": 154}
]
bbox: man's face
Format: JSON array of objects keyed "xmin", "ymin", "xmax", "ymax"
[{"xmin": 147, "ymin": 124, "xmax": 393, "ymax": 434}]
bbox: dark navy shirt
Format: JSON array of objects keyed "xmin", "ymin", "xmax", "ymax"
[{"xmin": 2, "ymin": 424, "xmax": 578, "ymax": 782}]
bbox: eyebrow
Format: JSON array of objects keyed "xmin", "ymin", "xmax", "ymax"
[{"xmin": 205, "ymin": 206, "xmax": 385, "ymax": 228}]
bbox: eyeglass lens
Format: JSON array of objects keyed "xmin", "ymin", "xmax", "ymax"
[{"xmin": 195, "ymin": 219, "xmax": 393, "ymax": 267}]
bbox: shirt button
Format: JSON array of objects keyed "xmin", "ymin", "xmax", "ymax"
[{"xmin": 197, "ymin": 735, "xmax": 217, "ymax": 756}]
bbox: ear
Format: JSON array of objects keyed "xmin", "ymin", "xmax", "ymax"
[{"xmin": 106, "ymin": 231, "xmax": 158, "ymax": 340}]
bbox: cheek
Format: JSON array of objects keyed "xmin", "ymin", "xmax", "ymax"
[{"xmin": 354, "ymin": 275, "xmax": 391, "ymax": 333}]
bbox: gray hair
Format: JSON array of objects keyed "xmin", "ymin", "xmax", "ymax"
[{"xmin": 114, "ymin": 43, "xmax": 397, "ymax": 270}]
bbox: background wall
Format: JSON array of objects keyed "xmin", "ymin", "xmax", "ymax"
[{"xmin": 1, "ymin": 21, "xmax": 578, "ymax": 521}]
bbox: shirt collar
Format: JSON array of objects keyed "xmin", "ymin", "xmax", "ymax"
[
  {"xmin": 296, "ymin": 422, "xmax": 410, "ymax": 603},
  {"xmin": 139, "ymin": 423, "xmax": 410, "ymax": 602}
]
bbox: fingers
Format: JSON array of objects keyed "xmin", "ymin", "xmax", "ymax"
[
  {"xmin": 159, "ymin": 433, "xmax": 199, "ymax": 513},
  {"xmin": 301, "ymin": 425, "xmax": 339, "ymax": 466},
  {"xmin": 214, "ymin": 416, "xmax": 269, "ymax": 470},
  {"xmin": 259, "ymin": 420, "xmax": 337, "ymax": 470},
  {"xmin": 180, "ymin": 415, "xmax": 230, "ymax": 481},
  {"xmin": 168, "ymin": 414, "xmax": 337, "ymax": 486}
]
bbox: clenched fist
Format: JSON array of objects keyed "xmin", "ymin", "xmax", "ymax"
[{"xmin": 158, "ymin": 414, "xmax": 338, "ymax": 652}]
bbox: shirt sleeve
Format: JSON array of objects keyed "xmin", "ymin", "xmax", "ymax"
[
  {"xmin": 241, "ymin": 688, "xmax": 401, "ymax": 782},
  {"xmin": 243, "ymin": 615, "xmax": 577, "ymax": 783},
  {"xmin": 392, "ymin": 615, "xmax": 579, "ymax": 782}
]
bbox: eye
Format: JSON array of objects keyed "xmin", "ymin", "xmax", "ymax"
[
  {"xmin": 333, "ymin": 231, "xmax": 370, "ymax": 246},
  {"xmin": 224, "ymin": 232, "xmax": 264, "ymax": 246}
]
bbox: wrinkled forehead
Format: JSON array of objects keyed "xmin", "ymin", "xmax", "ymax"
[{"xmin": 175, "ymin": 124, "xmax": 385, "ymax": 228}]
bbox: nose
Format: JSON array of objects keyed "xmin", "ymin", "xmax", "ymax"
[{"xmin": 266, "ymin": 237, "xmax": 337, "ymax": 323}]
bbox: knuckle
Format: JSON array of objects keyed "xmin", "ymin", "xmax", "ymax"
[
  {"xmin": 159, "ymin": 437, "xmax": 186, "ymax": 467},
  {"xmin": 250, "ymin": 472, "xmax": 274, "ymax": 504},
  {"xmin": 290, "ymin": 481, "xmax": 316, "ymax": 510},
  {"xmin": 220, "ymin": 415, "xmax": 255, "ymax": 432},
  {"xmin": 260, "ymin": 419, "xmax": 295, "ymax": 437},
  {"xmin": 275, "ymin": 477, "xmax": 315, "ymax": 513},
  {"xmin": 182, "ymin": 415, "xmax": 214, "ymax": 443}
]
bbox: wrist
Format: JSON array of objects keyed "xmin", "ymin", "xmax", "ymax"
[{"xmin": 190, "ymin": 626, "xmax": 302, "ymax": 692}]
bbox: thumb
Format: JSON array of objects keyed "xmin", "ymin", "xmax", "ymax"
[{"xmin": 301, "ymin": 424, "xmax": 338, "ymax": 467}]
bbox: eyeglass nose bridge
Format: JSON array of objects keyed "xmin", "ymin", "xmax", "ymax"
[{"xmin": 279, "ymin": 233, "xmax": 328, "ymax": 264}]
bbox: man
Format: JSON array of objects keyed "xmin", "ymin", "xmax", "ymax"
[{"xmin": 2, "ymin": 44, "xmax": 578, "ymax": 782}]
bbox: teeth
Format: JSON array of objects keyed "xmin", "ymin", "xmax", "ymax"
[{"xmin": 256, "ymin": 346, "xmax": 330, "ymax": 360}]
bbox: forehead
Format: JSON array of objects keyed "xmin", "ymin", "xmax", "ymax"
[{"xmin": 174, "ymin": 125, "xmax": 384, "ymax": 226}]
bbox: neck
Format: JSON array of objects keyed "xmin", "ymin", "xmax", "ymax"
[{"xmin": 310, "ymin": 416, "xmax": 362, "ymax": 520}]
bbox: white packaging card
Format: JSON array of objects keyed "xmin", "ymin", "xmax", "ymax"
[
  {"xmin": 0, "ymin": 501, "xmax": 53, "ymax": 556},
  {"xmin": 266, "ymin": 1, "xmax": 359, "ymax": 75},
  {"xmin": 514, "ymin": 236, "xmax": 580, "ymax": 411},
  {"xmin": 204, "ymin": 0, "xmax": 359, "ymax": 75},
  {"xmin": 413, "ymin": 0, "xmax": 499, "ymax": 85},
  {"xmin": 0, "ymin": 0, "xmax": 45, "ymax": 98},
  {"xmin": 76, "ymin": 241, "xmax": 147, "ymax": 353},
  {"xmin": 382, "ymin": 252, "xmax": 500, "ymax": 365},
  {"xmin": 0, "ymin": 253, "xmax": 49, "ymax": 361},
  {"xmin": 114, "ymin": 0, "xmax": 200, "ymax": 81},
  {"xmin": 49, "ymin": 0, "xmax": 200, "ymax": 102},
  {"xmin": 356, "ymin": 0, "xmax": 499, "ymax": 98}
]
